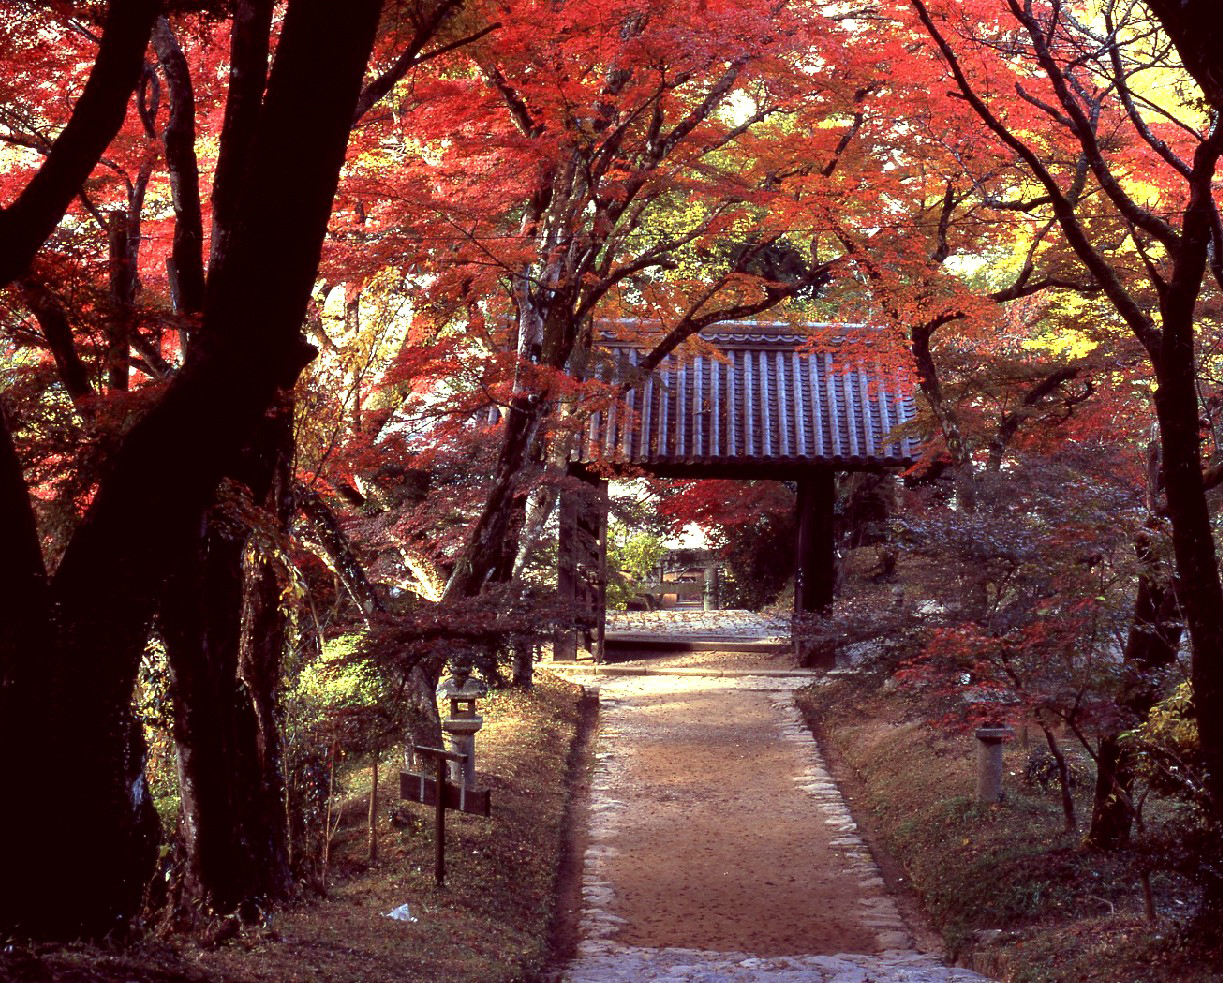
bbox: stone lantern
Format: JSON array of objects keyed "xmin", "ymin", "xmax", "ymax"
[
  {"xmin": 974, "ymin": 725, "xmax": 1015, "ymax": 804},
  {"xmin": 437, "ymin": 669, "xmax": 488, "ymax": 789}
]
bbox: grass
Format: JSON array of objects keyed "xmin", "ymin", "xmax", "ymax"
[
  {"xmin": 797, "ymin": 675, "xmax": 1223, "ymax": 982},
  {"xmin": 1, "ymin": 672, "xmax": 590, "ymax": 983}
]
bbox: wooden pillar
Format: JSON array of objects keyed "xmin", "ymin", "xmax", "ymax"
[
  {"xmin": 794, "ymin": 467, "xmax": 836, "ymax": 667},
  {"xmin": 554, "ymin": 488, "xmax": 579, "ymax": 661},
  {"xmin": 555, "ymin": 468, "xmax": 608, "ymax": 662},
  {"xmin": 592, "ymin": 482, "xmax": 608, "ymax": 663}
]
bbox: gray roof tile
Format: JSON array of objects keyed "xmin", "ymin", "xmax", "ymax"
[{"xmin": 577, "ymin": 322, "xmax": 921, "ymax": 470}]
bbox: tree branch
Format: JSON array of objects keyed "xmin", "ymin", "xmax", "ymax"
[{"xmin": 0, "ymin": 0, "xmax": 163, "ymax": 288}]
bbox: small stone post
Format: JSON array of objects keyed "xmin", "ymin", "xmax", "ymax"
[
  {"xmin": 437, "ymin": 671, "xmax": 488, "ymax": 788},
  {"xmin": 975, "ymin": 726, "xmax": 1014, "ymax": 804},
  {"xmin": 703, "ymin": 562, "xmax": 720, "ymax": 611}
]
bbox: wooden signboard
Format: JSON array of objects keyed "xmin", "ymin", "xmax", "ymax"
[
  {"xmin": 401, "ymin": 746, "xmax": 492, "ymax": 886},
  {"xmin": 400, "ymin": 770, "xmax": 491, "ymax": 817}
]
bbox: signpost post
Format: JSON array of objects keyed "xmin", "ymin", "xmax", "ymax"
[{"xmin": 402, "ymin": 745, "xmax": 491, "ymax": 886}]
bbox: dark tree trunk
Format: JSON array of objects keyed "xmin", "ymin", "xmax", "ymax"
[
  {"xmin": 160, "ymin": 400, "xmax": 294, "ymax": 917},
  {"xmin": 554, "ymin": 469, "xmax": 608, "ymax": 663},
  {"xmin": 208, "ymin": 0, "xmax": 275, "ymax": 273},
  {"xmin": 161, "ymin": 514, "xmax": 252, "ymax": 917},
  {"xmin": 1089, "ymin": 563, "xmax": 1182, "ymax": 848},
  {"xmin": 1153, "ymin": 226, "xmax": 1223, "ymax": 827},
  {"xmin": 447, "ymin": 388, "xmax": 546, "ymax": 599},
  {"xmin": 107, "ymin": 210, "xmax": 135, "ymax": 391},
  {"xmin": 1040, "ymin": 722, "xmax": 1077, "ymax": 833},
  {"xmin": 16, "ymin": 278, "xmax": 96, "ymax": 417},
  {"xmin": 1090, "ymin": 733, "xmax": 1134, "ymax": 848},
  {"xmin": 1144, "ymin": 0, "xmax": 1223, "ymax": 111},
  {"xmin": 0, "ymin": 411, "xmax": 50, "ymax": 922},
  {"xmin": 0, "ymin": 0, "xmax": 383, "ymax": 938},
  {"xmin": 236, "ymin": 403, "xmax": 295, "ymax": 901}
]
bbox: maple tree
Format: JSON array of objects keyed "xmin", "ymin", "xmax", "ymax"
[
  {"xmin": 898, "ymin": 458, "xmax": 1145, "ymax": 831},
  {"xmin": 0, "ymin": 0, "xmax": 393, "ymax": 937},
  {"xmin": 655, "ymin": 478, "xmax": 797, "ymax": 609},
  {"xmin": 6, "ymin": 0, "xmax": 1223, "ymax": 947},
  {"xmin": 327, "ymin": 0, "xmax": 905, "ymax": 616},
  {"xmin": 888, "ymin": 1, "xmax": 1223, "ymax": 861}
]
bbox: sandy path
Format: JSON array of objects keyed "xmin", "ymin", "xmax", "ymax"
[
  {"xmin": 604, "ymin": 683, "xmax": 878, "ymax": 955},
  {"xmin": 558, "ymin": 664, "xmax": 993, "ymax": 982}
]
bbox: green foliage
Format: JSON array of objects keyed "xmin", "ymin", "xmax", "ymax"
[
  {"xmin": 605, "ymin": 522, "xmax": 667, "ymax": 609},
  {"xmin": 135, "ymin": 639, "xmax": 178, "ymax": 838},
  {"xmin": 1122, "ymin": 683, "xmax": 1223, "ymax": 922},
  {"xmin": 281, "ymin": 632, "xmax": 409, "ymax": 881},
  {"xmin": 1138, "ymin": 683, "xmax": 1199, "ymax": 760},
  {"xmin": 285, "ymin": 632, "xmax": 407, "ymax": 757}
]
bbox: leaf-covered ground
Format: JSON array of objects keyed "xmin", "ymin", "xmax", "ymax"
[
  {"xmin": 0, "ymin": 673, "xmax": 591, "ymax": 983},
  {"xmin": 798, "ymin": 676, "xmax": 1223, "ymax": 982}
]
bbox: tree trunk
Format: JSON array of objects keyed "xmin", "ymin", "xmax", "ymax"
[
  {"xmin": 1040, "ymin": 721, "xmax": 1077, "ymax": 834},
  {"xmin": 161, "ymin": 400, "xmax": 296, "ymax": 918},
  {"xmin": 106, "ymin": 210, "xmax": 135, "ymax": 391},
  {"xmin": 1088, "ymin": 562, "xmax": 1182, "ymax": 848},
  {"xmin": 368, "ymin": 757, "xmax": 379, "ymax": 863},
  {"xmin": 0, "ymin": 0, "xmax": 383, "ymax": 938},
  {"xmin": 1153, "ymin": 344, "xmax": 1223, "ymax": 826},
  {"xmin": 237, "ymin": 412, "xmax": 295, "ymax": 902},
  {"xmin": 1089, "ymin": 733, "xmax": 1135, "ymax": 848},
  {"xmin": 161, "ymin": 516, "xmax": 254, "ymax": 918}
]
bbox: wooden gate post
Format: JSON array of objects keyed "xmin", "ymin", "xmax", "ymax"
[
  {"xmin": 555, "ymin": 487, "xmax": 580, "ymax": 661},
  {"xmin": 794, "ymin": 467, "xmax": 836, "ymax": 667},
  {"xmin": 555, "ymin": 467, "xmax": 608, "ymax": 661}
]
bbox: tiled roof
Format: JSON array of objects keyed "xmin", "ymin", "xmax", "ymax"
[{"xmin": 577, "ymin": 322, "xmax": 921, "ymax": 472}]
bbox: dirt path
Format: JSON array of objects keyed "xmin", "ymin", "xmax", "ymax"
[
  {"xmin": 603, "ymin": 682, "xmax": 878, "ymax": 954},
  {"xmin": 556, "ymin": 659, "xmax": 992, "ymax": 982}
]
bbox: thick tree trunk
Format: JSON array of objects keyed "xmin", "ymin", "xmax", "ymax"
[
  {"xmin": 0, "ymin": 407, "xmax": 51, "ymax": 934},
  {"xmin": 447, "ymin": 389, "xmax": 547, "ymax": 599},
  {"xmin": 0, "ymin": 0, "xmax": 383, "ymax": 938},
  {"xmin": 1144, "ymin": 0, "xmax": 1223, "ymax": 111},
  {"xmin": 161, "ymin": 518, "xmax": 253, "ymax": 917},
  {"xmin": 236, "ymin": 406, "xmax": 295, "ymax": 902},
  {"xmin": 1090, "ymin": 733, "xmax": 1135, "ymax": 848},
  {"xmin": 1153, "ymin": 322, "xmax": 1223, "ymax": 827},
  {"xmin": 160, "ymin": 401, "xmax": 294, "ymax": 917},
  {"xmin": 208, "ymin": 0, "xmax": 275, "ymax": 273}
]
